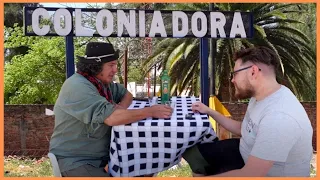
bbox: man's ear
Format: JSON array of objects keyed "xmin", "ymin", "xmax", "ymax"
[{"xmin": 252, "ymin": 66, "xmax": 258, "ymax": 76}]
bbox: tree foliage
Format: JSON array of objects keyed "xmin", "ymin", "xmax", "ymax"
[
  {"xmin": 143, "ymin": 3, "xmax": 316, "ymax": 101},
  {"xmin": 4, "ymin": 25, "xmax": 92, "ymax": 104},
  {"xmin": 4, "ymin": 3, "xmax": 41, "ymax": 63}
]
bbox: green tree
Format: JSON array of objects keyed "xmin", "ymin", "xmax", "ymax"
[
  {"xmin": 143, "ymin": 3, "xmax": 316, "ymax": 101},
  {"xmin": 5, "ymin": 33, "xmax": 65, "ymax": 104},
  {"xmin": 4, "ymin": 3, "xmax": 41, "ymax": 63},
  {"xmin": 4, "ymin": 3, "xmax": 40, "ymax": 27},
  {"xmin": 4, "ymin": 25, "xmax": 94, "ymax": 104}
]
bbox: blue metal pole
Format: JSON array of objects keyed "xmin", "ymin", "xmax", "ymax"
[
  {"xmin": 65, "ymin": 36, "xmax": 75, "ymax": 78},
  {"xmin": 65, "ymin": 8, "xmax": 75, "ymax": 78},
  {"xmin": 200, "ymin": 38, "xmax": 209, "ymax": 106}
]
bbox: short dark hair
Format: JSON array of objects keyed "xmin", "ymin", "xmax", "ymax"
[
  {"xmin": 76, "ymin": 61, "xmax": 105, "ymax": 76},
  {"xmin": 233, "ymin": 46, "xmax": 280, "ymax": 70}
]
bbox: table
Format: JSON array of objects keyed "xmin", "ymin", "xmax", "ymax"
[{"xmin": 108, "ymin": 96, "xmax": 217, "ymax": 177}]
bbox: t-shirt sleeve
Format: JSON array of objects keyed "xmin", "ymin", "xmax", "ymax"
[
  {"xmin": 250, "ymin": 112, "xmax": 302, "ymax": 162},
  {"xmin": 56, "ymin": 80, "xmax": 116, "ymax": 124},
  {"xmin": 110, "ymin": 82, "xmax": 128, "ymax": 103}
]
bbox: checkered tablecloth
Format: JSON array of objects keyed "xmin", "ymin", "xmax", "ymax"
[{"xmin": 108, "ymin": 96, "xmax": 217, "ymax": 177}]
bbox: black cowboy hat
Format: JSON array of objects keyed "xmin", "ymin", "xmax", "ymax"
[{"xmin": 77, "ymin": 42, "xmax": 119, "ymax": 64}]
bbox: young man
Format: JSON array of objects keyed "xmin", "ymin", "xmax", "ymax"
[
  {"xmin": 186, "ymin": 46, "xmax": 313, "ymax": 177},
  {"xmin": 49, "ymin": 42, "xmax": 172, "ymax": 177}
]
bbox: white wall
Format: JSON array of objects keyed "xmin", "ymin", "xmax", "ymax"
[
  {"xmin": 127, "ymin": 82, "xmax": 160, "ymax": 97},
  {"xmin": 126, "ymin": 82, "xmax": 191, "ymax": 97}
]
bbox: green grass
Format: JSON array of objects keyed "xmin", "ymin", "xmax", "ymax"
[
  {"xmin": 310, "ymin": 164, "xmax": 317, "ymax": 177},
  {"xmin": 4, "ymin": 156, "xmax": 316, "ymax": 177},
  {"xmin": 4, "ymin": 156, "xmax": 192, "ymax": 177},
  {"xmin": 4, "ymin": 156, "xmax": 53, "ymax": 177},
  {"xmin": 157, "ymin": 163, "xmax": 192, "ymax": 177}
]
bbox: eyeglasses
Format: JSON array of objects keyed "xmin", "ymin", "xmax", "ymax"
[{"xmin": 230, "ymin": 65, "xmax": 261, "ymax": 80}]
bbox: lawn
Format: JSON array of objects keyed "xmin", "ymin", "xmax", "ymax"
[
  {"xmin": 4, "ymin": 155, "xmax": 192, "ymax": 177},
  {"xmin": 4, "ymin": 156, "xmax": 53, "ymax": 177},
  {"xmin": 4, "ymin": 155, "xmax": 316, "ymax": 177}
]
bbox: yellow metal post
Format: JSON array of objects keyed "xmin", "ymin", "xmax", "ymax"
[
  {"xmin": 208, "ymin": 96, "xmax": 232, "ymax": 137},
  {"xmin": 209, "ymin": 96, "xmax": 217, "ymax": 132}
]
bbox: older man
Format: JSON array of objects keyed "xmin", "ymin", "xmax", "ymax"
[{"xmin": 49, "ymin": 42, "xmax": 172, "ymax": 177}]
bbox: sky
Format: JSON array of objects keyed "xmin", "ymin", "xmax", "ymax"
[{"xmin": 40, "ymin": 3, "xmax": 107, "ymax": 8}]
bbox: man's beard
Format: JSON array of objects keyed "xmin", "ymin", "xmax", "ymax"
[{"xmin": 234, "ymin": 83, "xmax": 255, "ymax": 100}]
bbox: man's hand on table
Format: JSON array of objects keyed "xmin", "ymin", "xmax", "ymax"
[
  {"xmin": 192, "ymin": 102, "xmax": 210, "ymax": 114},
  {"xmin": 149, "ymin": 105, "xmax": 173, "ymax": 119}
]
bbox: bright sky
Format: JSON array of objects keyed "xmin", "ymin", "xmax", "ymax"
[{"xmin": 40, "ymin": 3, "xmax": 107, "ymax": 8}]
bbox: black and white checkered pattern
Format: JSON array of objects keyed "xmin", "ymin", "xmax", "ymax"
[{"xmin": 108, "ymin": 96, "xmax": 217, "ymax": 177}]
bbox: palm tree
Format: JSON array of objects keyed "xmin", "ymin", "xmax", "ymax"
[{"xmin": 143, "ymin": 3, "xmax": 316, "ymax": 101}]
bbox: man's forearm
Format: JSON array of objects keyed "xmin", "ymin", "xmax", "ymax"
[
  {"xmin": 211, "ymin": 167, "xmax": 267, "ymax": 177},
  {"xmin": 118, "ymin": 92, "xmax": 133, "ymax": 108},
  {"xmin": 104, "ymin": 108, "xmax": 152, "ymax": 126},
  {"xmin": 207, "ymin": 109, "xmax": 242, "ymax": 136},
  {"xmin": 211, "ymin": 169, "xmax": 244, "ymax": 177}
]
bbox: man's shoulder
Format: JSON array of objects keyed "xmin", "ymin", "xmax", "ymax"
[
  {"xmin": 63, "ymin": 73, "xmax": 94, "ymax": 89},
  {"xmin": 249, "ymin": 85, "xmax": 309, "ymax": 125},
  {"xmin": 67, "ymin": 73, "xmax": 88, "ymax": 83},
  {"xmin": 259, "ymin": 86, "xmax": 302, "ymax": 111}
]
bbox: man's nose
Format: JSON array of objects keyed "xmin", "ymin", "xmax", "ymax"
[
  {"xmin": 113, "ymin": 65, "xmax": 118, "ymax": 72},
  {"xmin": 231, "ymin": 76, "xmax": 235, "ymax": 83}
]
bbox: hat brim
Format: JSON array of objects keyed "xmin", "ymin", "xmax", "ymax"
[{"xmin": 77, "ymin": 50, "xmax": 119, "ymax": 64}]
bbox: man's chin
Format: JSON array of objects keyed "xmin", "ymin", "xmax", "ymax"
[
  {"xmin": 234, "ymin": 90, "xmax": 241, "ymax": 99},
  {"xmin": 234, "ymin": 93, "xmax": 241, "ymax": 100},
  {"xmin": 105, "ymin": 80, "xmax": 113, "ymax": 84},
  {"xmin": 235, "ymin": 90, "xmax": 245, "ymax": 100},
  {"xmin": 102, "ymin": 79, "xmax": 113, "ymax": 84},
  {"xmin": 235, "ymin": 93, "xmax": 251, "ymax": 100}
]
